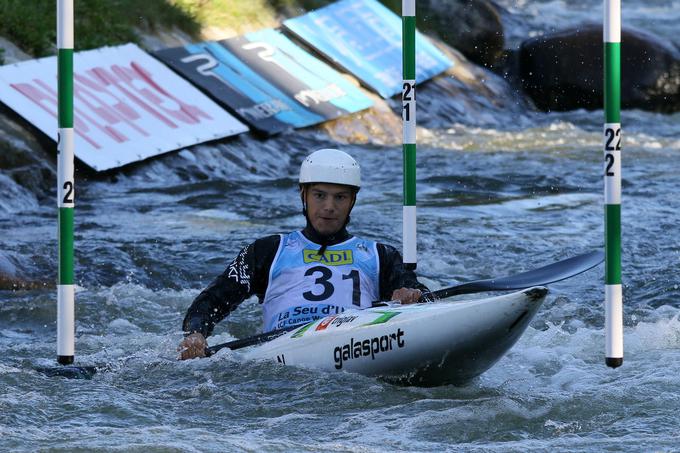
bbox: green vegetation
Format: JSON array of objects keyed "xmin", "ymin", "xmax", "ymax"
[
  {"xmin": 0, "ymin": 0, "xmax": 199, "ymax": 57},
  {"xmin": 0, "ymin": 0, "xmax": 400, "ymax": 58},
  {"xmin": 173, "ymin": 0, "xmax": 279, "ymax": 31}
]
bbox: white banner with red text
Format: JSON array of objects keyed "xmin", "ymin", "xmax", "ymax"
[{"xmin": 0, "ymin": 43, "xmax": 248, "ymax": 171}]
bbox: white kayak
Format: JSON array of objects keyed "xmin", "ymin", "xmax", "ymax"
[{"xmin": 242, "ymin": 286, "xmax": 548, "ymax": 386}]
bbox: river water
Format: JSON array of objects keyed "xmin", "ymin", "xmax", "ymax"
[{"xmin": 2, "ymin": 1, "xmax": 680, "ymax": 451}]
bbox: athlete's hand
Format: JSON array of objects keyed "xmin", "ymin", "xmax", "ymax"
[
  {"xmin": 391, "ymin": 288, "xmax": 422, "ymax": 304},
  {"xmin": 178, "ymin": 332, "xmax": 207, "ymax": 360}
]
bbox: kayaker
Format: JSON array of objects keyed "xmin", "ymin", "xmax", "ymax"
[{"xmin": 179, "ymin": 148, "xmax": 428, "ymax": 360}]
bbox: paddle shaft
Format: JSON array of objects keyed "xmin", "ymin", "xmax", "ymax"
[
  {"xmin": 205, "ymin": 250, "xmax": 604, "ymax": 355},
  {"xmin": 205, "ymin": 326, "xmax": 298, "ymax": 356}
]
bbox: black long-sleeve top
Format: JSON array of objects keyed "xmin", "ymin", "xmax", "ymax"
[{"xmin": 182, "ymin": 227, "xmax": 427, "ymax": 337}]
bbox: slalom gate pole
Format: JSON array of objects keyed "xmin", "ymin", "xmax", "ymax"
[
  {"xmin": 402, "ymin": 0, "xmax": 417, "ymax": 270},
  {"xmin": 604, "ymin": 0, "xmax": 623, "ymax": 368},
  {"xmin": 57, "ymin": 0, "xmax": 75, "ymax": 365}
]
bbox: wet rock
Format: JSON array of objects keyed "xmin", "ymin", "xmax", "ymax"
[
  {"xmin": 0, "ymin": 252, "xmax": 47, "ymax": 291},
  {"xmin": 318, "ymin": 89, "xmax": 402, "ymax": 146},
  {"xmin": 417, "ymin": 0, "xmax": 504, "ymax": 69},
  {"xmin": 519, "ymin": 25, "xmax": 680, "ymax": 112},
  {"xmin": 0, "ymin": 36, "xmax": 32, "ymax": 64},
  {"xmin": 136, "ymin": 28, "xmax": 195, "ymax": 52},
  {"xmin": 320, "ymin": 41, "xmax": 530, "ymax": 146},
  {"xmin": 0, "ymin": 110, "xmax": 55, "ymax": 208},
  {"xmin": 415, "ymin": 42, "xmax": 532, "ymax": 130}
]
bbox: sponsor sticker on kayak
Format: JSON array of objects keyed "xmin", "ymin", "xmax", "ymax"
[
  {"xmin": 290, "ymin": 309, "xmax": 400, "ymax": 338},
  {"xmin": 315, "ymin": 314, "xmax": 359, "ymax": 331},
  {"xmin": 333, "ymin": 328, "xmax": 406, "ymax": 369},
  {"xmin": 365, "ymin": 311, "xmax": 400, "ymax": 325},
  {"xmin": 315, "ymin": 316, "xmax": 337, "ymax": 331},
  {"xmin": 291, "ymin": 323, "xmax": 315, "ymax": 339},
  {"xmin": 293, "ymin": 314, "xmax": 362, "ymax": 338}
]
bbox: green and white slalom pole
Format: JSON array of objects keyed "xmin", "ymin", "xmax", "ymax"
[
  {"xmin": 402, "ymin": 0, "xmax": 417, "ymax": 270},
  {"xmin": 57, "ymin": 0, "xmax": 75, "ymax": 366},
  {"xmin": 604, "ymin": 0, "xmax": 623, "ymax": 368}
]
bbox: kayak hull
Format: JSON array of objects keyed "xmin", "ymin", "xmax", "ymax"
[{"xmin": 242, "ymin": 287, "xmax": 548, "ymax": 386}]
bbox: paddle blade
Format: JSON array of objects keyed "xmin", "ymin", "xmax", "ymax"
[{"xmin": 430, "ymin": 250, "xmax": 604, "ymax": 299}]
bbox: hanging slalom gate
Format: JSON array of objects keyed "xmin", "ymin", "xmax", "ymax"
[
  {"xmin": 402, "ymin": 0, "xmax": 417, "ymax": 269},
  {"xmin": 57, "ymin": 0, "xmax": 75, "ymax": 366},
  {"xmin": 603, "ymin": 0, "xmax": 623, "ymax": 368}
]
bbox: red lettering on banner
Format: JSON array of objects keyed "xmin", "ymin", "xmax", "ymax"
[
  {"xmin": 33, "ymin": 79, "xmax": 106, "ymax": 149},
  {"xmin": 127, "ymin": 61, "xmax": 212, "ymax": 124},
  {"xmin": 11, "ymin": 80, "xmax": 102, "ymax": 149},
  {"xmin": 7, "ymin": 55, "xmax": 218, "ymax": 157},
  {"xmin": 84, "ymin": 67, "xmax": 154, "ymax": 134},
  {"xmin": 10, "ymin": 82, "xmax": 57, "ymax": 116},
  {"xmin": 76, "ymin": 71, "xmax": 150, "ymax": 140},
  {"xmin": 91, "ymin": 65, "xmax": 178, "ymax": 128},
  {"xmin": 74, "ymin": 83, "xmax": 128, "ymax": 143}
]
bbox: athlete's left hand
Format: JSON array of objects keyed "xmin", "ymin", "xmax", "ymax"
[{"xmin": 391, "ymin": 288, "xmax": 422, "ymax": 304}]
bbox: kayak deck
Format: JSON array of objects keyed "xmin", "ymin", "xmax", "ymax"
[{"xmin": 242, "ymin": 287, "xmax": 548, "ymax": 386}]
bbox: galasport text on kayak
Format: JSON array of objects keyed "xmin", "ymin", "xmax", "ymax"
[{"xmin": 333, "ymin": 329, "xmax": 406, "ymax": 369}]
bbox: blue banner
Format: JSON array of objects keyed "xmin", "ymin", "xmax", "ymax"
[
  {"xmin": 283, "ymin": 0, "xmax": 453, "ymax": 98},
  {"xmin": 155, "ymin": 29, "xmax": 372, "ymax": 135}
]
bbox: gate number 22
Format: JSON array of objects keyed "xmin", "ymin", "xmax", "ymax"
[{"xmin": 604, "ymin": 127, "xmax": 621, "ymax": 177}]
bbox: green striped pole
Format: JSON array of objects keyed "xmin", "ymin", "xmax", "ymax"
[
  {"xmin": 604, "ymin": 0, "xmax": 623, "ymax": 368},
  {"xmin": 57, "ymin": 0, "xmax": 75, "ymax": 365},
  {"xmin": 402, "ymin": 0, "xmax": 417, "ymax": 269}
]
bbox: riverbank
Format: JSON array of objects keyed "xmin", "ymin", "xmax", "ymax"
[
  {"xmin": 0, "ymin": 1, "xmax": 527, "ymax": 150},
  {"xmin": 0, "ymin": 0, "xmax": 339, "ymax": 61}
]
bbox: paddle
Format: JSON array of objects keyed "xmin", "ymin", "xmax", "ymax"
[
  {"xmin": 205, "ymin": 250, "xmax": 604, "ymax": 356},
  {"xmin": 425, "ymin": 250, "xmax": 604, "ymax": 299}
]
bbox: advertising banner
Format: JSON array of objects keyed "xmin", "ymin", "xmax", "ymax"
[
  {"xmin": 0, "ymin": 43, "xmax": 248, "ymax": 171},
  {"xmin": 155, "ymin": 29, "xmax": 373, "ymax": 135},
  {"xmin": 283, "ymin": 0, "xmax": 453, "ymax": 98}
]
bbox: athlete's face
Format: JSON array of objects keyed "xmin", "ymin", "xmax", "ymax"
[{"xmin": 303, "ymin": 183, "xmax": 356, "ymax": 236}]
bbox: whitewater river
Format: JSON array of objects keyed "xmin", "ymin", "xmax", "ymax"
[{"xmin": 2, "ymin": 1, "xmax": 680, "ymax": 451}]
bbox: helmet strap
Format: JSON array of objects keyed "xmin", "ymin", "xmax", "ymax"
[{"xmin": 300, "ymin": 189, "xmax": 307, "ymax": 217}]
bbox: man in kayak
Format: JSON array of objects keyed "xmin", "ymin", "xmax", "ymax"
[{"xmin": 179, "ymin": 148, "xmax": 428, "ymax": 360}]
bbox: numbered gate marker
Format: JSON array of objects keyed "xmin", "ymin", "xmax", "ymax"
[
  {"xmin": 402, "ymin": 0, "xmax": 417, "ymax": 269},
  {"xmin": 604, "ymin": 0, "xmax": 623, "ymax": 368},
  {"xmin": 57, "ymin": 0, "xmax": 75, "ymax": 365}
]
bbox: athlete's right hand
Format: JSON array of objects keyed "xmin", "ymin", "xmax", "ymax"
[{"xmin": 178, "ymin": 332, "xmax": 207, "ymax": 360}]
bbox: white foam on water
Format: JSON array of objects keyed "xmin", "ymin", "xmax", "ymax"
[
  {"xmin": 0, "ymin": 173, "xmax": 38, "ymax": 214},
  {"xmin": 0, "ymin": 363, "xmax": 22, "ymax": 374},
  {"xmin": 107, "ymin": 318, "xmax": 142, "ymax": 333}
]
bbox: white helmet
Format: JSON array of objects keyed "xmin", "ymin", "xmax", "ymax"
[{"xmin": 299, "ymin": 148, "xmax": 361, "ymax": 189}]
